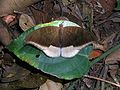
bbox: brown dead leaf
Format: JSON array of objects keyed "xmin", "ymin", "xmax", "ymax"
[
  {"xmin": 105, "ymin": 48, "xmax": 120, "ymax": 64},
  {"xmin": 30, "ymin": 7, "xmax": 48, "ymax": 24},
  {"xmin": 0, "ymin": 72, "xmax": 47, "ymax": 89},
  {"xmin": 0, "ymin": 0, "xmax": 40, "ymax": 17},
  {"xmin": 109, "ymin": 12, "xmax": 120, "ymax": 23},
  {"xmin": 0, "ymin": 18, "xmax": 12, "ymax": 45},
  {"xmin": 30, "ymin": 0, "xmax": 83, "ymax": 25},
  {"xmin": 89, "ymin": 0, "xmax": 116, "ymax": 21},
  {"xmin": 105, "ymin": 48, "xmax": 120, "ymax": 84},
  {"xmin": 39, "ymin": 79, "xmax": 62, "ymax": 90},
  {"xmin": 19, "ymin": 14, "xmax": 35, "ymax": 31},
  {"xmin": 100, "ymin": 33, "xmax": 117, "ymax": 50},
  {"xmin": 62, "ymin": 0, "xmax": 76, "ymax": 6},
  {"xmin": 2, "ymin": 15, "xmax": 16, "ymax": 24}
]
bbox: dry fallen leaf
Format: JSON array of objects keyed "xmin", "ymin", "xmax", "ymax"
[
  {"xmin": 2, "ymin": 15, "xmax": 16, "ymax": 24},
  {"xmin": 39, "ymin": 79, "xmax": 62, "ymax": 90},
  {"xmin": 0, "ymin": 0, "xmax": 40, "ymax": 17},
  {"xmin": 87, "ymin": 0, "xmax": 116, "ymax": 21},
  {"xmin": 105, "ymin": 48, "xmax": 120, "ymax": 84},
  {"xmin": 62, "ymin": 0, "xmax": 77, "ymax": 6},
  {"xmin": 105, "ymin": 48, "xmax": 120, "ymax": 64},
  {"xmin": 19, "ymin": 14, "xmax": 35, "ymax": 31},
  {"xmin": 101, "ymin": 33, "xmax": 116, "ymax": 50},
  {"xmin": 0, "ymin": 18, "xmax": 12, "ymax": 45}
]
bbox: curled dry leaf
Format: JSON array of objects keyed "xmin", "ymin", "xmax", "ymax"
[
  {"xmin": 2, "ymin": 15, "xmax": 16, "ymax": 24},
  {"xmin": 0, "ymin": 18, "xmax": 12, "ymax": 45},
  {"xmin": 39, "ymin": 79, "xmax": 62, "ymax": 90},
  {"xmin": 19, "ymin": 14, "xmax": 35, "ymax": 31}
]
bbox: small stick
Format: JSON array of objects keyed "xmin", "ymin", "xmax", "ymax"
[{"xmin": 84, "ymin": 75, "xmax": 120, "ymax": 88}]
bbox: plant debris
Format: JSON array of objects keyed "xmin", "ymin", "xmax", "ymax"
[{"xmin": 0, "ymin": 0, "xmax": 120, "ymax": 90}]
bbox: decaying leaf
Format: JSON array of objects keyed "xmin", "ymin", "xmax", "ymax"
[
  {"xmin": 39, "ymin": 79, "xmax": 62, "ymax": 90},
  {"xmin": 101, "ymin": 33, "xmax": 117, "ymax": 50},
  {"xmin": 0, "ymin": 72, "xmax": 47, "ymax": 89},
  {"xmin": 62, "ymin": 0, "xmax": 77, "ymax": 6},
  {"xmin": 105, "ymin": 48, "xmax": 120, "ymax": 67},
  {"xmin": 108, "ymin": 12, "xmax": 120, "ymax": 23},
  {"xmin": 19, "ymin": 14, "xmax": 35, "ymax": 31},
  {"xmin": 87, "ymin": 0, "xmax": 116, "ymax": 21},
  {"xmin": 1, "ymin": 63, "xmax": 30, "ymax": 83},
  {"xmin": 0, "ymin": 0, "xmax": 40, "ymax": 17},
  {"xmin": 2, "ymin": 15, "xmax": 16, "ymax": 24},
  {"xmin": 105, "ymin": 48, "xmax": 120, "ymax": 84},
  {"xmin": 0, "ymin": 18, "xmax": 12, "ymax": 45},
  {"xmin": 0, "ymin": 0, "xmax": 119, "ymax": 89}
]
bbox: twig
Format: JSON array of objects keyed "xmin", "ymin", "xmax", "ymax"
[{"xmin": 84, "ymin": 75, "xmax": 120, "ymax": 88}]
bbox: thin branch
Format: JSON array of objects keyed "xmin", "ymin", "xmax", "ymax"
[{"xmin": 84, "ymin": 75, "xmax": 120, "ymax": 88}]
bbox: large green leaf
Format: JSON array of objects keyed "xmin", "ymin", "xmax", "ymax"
[{"xmin": 7, "ymin": 20, "xmax": 93, "ymax": 80}]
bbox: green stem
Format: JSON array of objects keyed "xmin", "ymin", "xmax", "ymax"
[{"xmin": 91, "ymin": 43, "xmax": 120, "ymax": 66}]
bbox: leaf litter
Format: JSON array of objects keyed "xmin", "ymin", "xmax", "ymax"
[{"xmin": 0, "ymin": 0, "xmax": 120, "ymax": 90}]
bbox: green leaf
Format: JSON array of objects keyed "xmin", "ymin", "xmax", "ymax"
[{"xmin": 7, "ymin": 20, "xmax": 93, "ymax": 80}]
